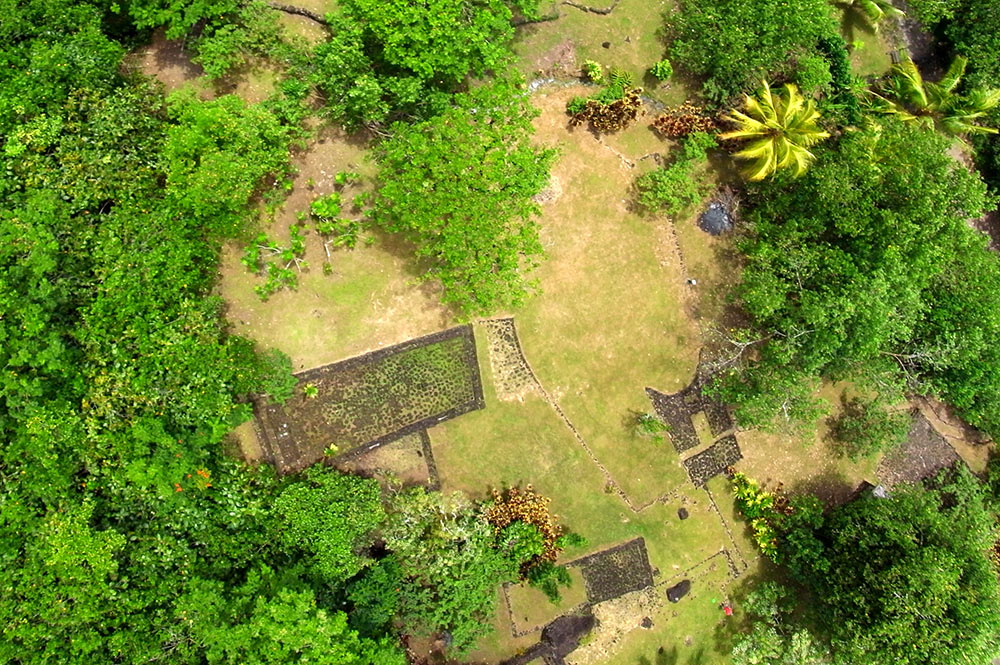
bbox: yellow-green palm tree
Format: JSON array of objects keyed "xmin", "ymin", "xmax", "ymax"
[
  {"xmin": 866, "ymin": 54, "xmax": 1000, "ymax": 135},
  {"xmin": 841, "ymin": 0, "xmax": 904, "ymax": 32},
  {"xmin": 719, "ymin": 81, "xmax": 832, "ymax": 181}
]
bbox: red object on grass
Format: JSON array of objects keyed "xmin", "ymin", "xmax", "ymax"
[{"xmin": 723, "ymin": 604, "xmax": 733, "ymax": 616}]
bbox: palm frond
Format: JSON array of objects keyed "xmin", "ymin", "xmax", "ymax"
[
  {"xmin": 891, "ymin": 55, "xmax": 929, "ymax": 110},
  {"xmin": 723, "ymin": 80, "xmax": 830, "ymax": 180},
  {"xmin": 937, "ymin": 55, "xmax": 968, "ymax": 94}
]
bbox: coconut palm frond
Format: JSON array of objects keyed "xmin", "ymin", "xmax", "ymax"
[
  {"xmin": 940, "ymin": 115, "xmax": 999, "ymax": 135},
  {"xmin": 849, "ymin": 0, "xmax": 904, "ymax": 31},
  {"xmin": 937, "ymin": 54, "xmax": 968, "ymax": 94},
  {"xmin": 891, "ymin": 56, "xmax": 929, "ymax": 109},
  {"xmin": 963, "ymin": 88, "xmax": 1000, "ymax": 114},
  {"xmin": 723, "ymin": 80, "xmax": 830, "ymax": 180}
]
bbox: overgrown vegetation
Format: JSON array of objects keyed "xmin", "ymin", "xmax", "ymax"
[
  {"xmin": 636, "ymin": 132, "xmax": 717, "ymax": 215},
  {"xmin": 568, "ymin": 66, "xmax": 644, "ymax": 133},
  {"xmin": 732, "ymin": 467, "xmax": 1000, "ymax": 664},
  {"xmin": 372, "ymin": 81, "xmax": 556, "ymax": 315},
  {"xmin": 717, "ymin": 120, "xmax": 997, "ymax": 434},
  {"xmin": 667, "ymin": 0, "xmax": 838, "ymax": 103}
]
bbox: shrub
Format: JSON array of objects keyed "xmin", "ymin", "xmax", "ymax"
[
  {"xmin": 794, "ymin": 53, "xmax": 832, "ymax": 94},
  {"xmin": 830, "ymin": 396, "xmax": 911, "ymax": 459},
  {"xmin": 650, "ymin": 59, "xmax": 673, "ymax": 81},
  {"xmin": 817, "ymin": 35, "xmax": 863, "ymax": 125},
  {"xmin": 567, "ymin": 66, "xmax": 644, "ymax": 133},
  {"xmin": 570, "ymin": 87, "xmax": 643, "ymax": 132},
  {"xmin": 634, "ymin": 412, "xmax": 670, "ymax": 444},
  {"xmin": 635, "ymin": 132, "xmax": 717, "ymax": 216},
  {"xmin": 667, "ymin": 0, "xmax": 838, "ymax": 103},
  {"xmin": 945, "ymin": 0, "xmax": 1000, "ymax": 87},
  {"xmin": 730, "ymin": 472, "xmax": 782, "ymax": 560},
  {"xmin": 651, "ymin": 102, "xmax": 718, "ymax": 138},
  {"xmin": 582, "ymin": 59, "xmax": 604, "ymax": 83}
]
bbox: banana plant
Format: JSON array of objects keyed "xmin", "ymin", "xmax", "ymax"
[
  {"xmin": 720, "ymin": 81, "xmax": 831, "ymax": 181},
  {"xmin": 865, "ymin": 54, "xmax": 1000, "ymax": 135}
]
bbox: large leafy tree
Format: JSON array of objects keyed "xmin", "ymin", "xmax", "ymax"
[
  {"xmin": 371, "ymin": 81, "xmax": 555, "ymax": 315},
  {"xmin": 0, "ymin": 2, "xmax": 404, "ymax": 663},
  {"xmin": 274, "ymin": 469, "xmax": 385, "ymax": 585},
  {"xmin": 312, "ymin": 0, "xmax": 539, "ymax": 127},
  {"xmin": 667, "ymin": 0, "xmax": 838, "ymax": 102},
  {"xmin": 720, "ymin": 81, "xmax": 831, "ymax": 180},
  {"xmin": 779, "ymin": 468, "xmax": 1000, "ymax": 665},
  {"xmin": 349, "ymin": 489, "xmax": 540, "ymax": 653},
  {"xmin": 719, "ymin": 120, "xmax": 993, "ymax": 432}
]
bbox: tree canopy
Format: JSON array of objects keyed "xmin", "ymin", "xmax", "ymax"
[
  {"xmin": 372, "ymin": 81, "xmax": 556, "ymax": 315},
  {"xmin": 718, "ymin": 119, "xmax": 998, "ymax": 434},
  {"xmin": 781, "ymin": 468, "xmax": 1000, "ymax": 665}
]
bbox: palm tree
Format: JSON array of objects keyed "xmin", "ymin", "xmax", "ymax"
[
  {"xmin": 841, "ymin": 0, "xmax": 904, "ymax": 32},
  {"xmin": 866, "ymin": 54, "xmax": 1000, "ymax": 135},
  {"xmin": 719, "ymin": 81, "xmax": 831, "ymax": 181}
]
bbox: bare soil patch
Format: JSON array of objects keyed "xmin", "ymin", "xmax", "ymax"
[
  {"xmin": 877, "ymin": 411, "xmax": 961, "ymax": 487},
  {"xmin": 335, "ymin": 430, "xmax": 439, "ymax": 489},
  {"xmin": 129, "ymin": 29, "xmax": 207, "ymax": 94}
]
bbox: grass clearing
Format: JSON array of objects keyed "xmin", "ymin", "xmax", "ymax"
[
  {"xmin": 514, "ymin": 0, "xmax": 685, "ymax": 104},
  {"xmin": 217, "ymin": 125, "xmax": 456, "ymax": 372},
  {"xmin": 510, "ymin": 87, "xmax": 701, "ymax": 506},
  {"xmin": 506, "ymin": 566, "xmax": 589, "ymax": 634},
  {"xmin": 434, "ymin": 323, "xmax": 742, "ymax": 663},
  {"xmin": 839, "ymin": 9, "xmax": 894, "ymax": 78}
]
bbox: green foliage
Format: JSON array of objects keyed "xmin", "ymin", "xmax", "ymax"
[
  {"xmin": 582, "ymin": 59, "xmax": 604, "ymax": 83},
  {"xmin": 191, "ymin": 2, "xmax": 287, "ymax": 79},
  {"xmin": 667, "ymin": 0, "xmax": 838, "ymax": 103},
  {"xmin": 241, "ymin": 226, "xmax": 309, "ymax": 299},
  {"xmin": 781, "ymin": 467, "xmax": 1000, "ymax": 665},
  {"xmin": 866, "ymin": 54, "xmax": 1000, "ymax": 135},
  {"xmin": 312, "ymin": 192, "xmax": 365, "ymax": 250},
  {"xmin": 794, "ymin": 54, "xmax": 832, "ymax": 94},
  {"xmin": 163, "ymin": 91, "xmax": 295, "ymax": 236},
  {"xmin": 567, "ymin": 67, "xmax": 644, "ymax": 132},
  {"xmin": 725, "ymin": 119, "xmax": 993, "ymax": 432},
  {"xmin": 719, "ymin": 81, "xmax": 831, "ymax": 181},
  {"xmin": 944, "ymin": 0, "xmax": 1000, "ymax": 88},
  {"xmin": 526, "ymin": 560, "xmax": 573, "ymax": 603},
  {"xmin": 0, "ymin": 5, "xmax": 396, "ymax": 663},
  {"xmin": 906, "ymin": 0, "xmax": 960, "ymax": 25},
  {"xmin": 129, "ymin": 0, "xmax": 241, "ymax": 39},
  {"xmin": 830, "ymin": 396, "xmax": 910, "ymax": 459},
  {"xmin": 732, "ymin": 583, "xmax": 829, "ymax": 665},
  {"xmin": 650, "ymin": 58, "xmax": 674, "ymax": 81},
  {"xmin": 311, "ymin": 192, "xmax": 343, "ymax": 218},
  {"xmin": 312, "ymin": 0, "xmax": 539, "ymax": 127},
  {"xmin": 842, "ymin": 0, "xmax": 904, "ymax": 32},
  {"xmin": 730, "ymin": 472, "xmax": 780, "ymax": 560},
  {"xmin": 274, "ymin": 468, "xmax": 384, "ymax": 584},
  {"xmin": 372, "ymin": 81, "xmax": 555, "ymax": 315},
  {"xmin": 176, "ymin": 566, "xmax": 405, "ymax": 665},
  {"xmin": 816, "ymin": 35, "xmax": 863, "ymax": 126},
  {"xmin": 369, "ymin": 489, "xmax": 530, "ymax": 653},
  {"xmin": 634, "ymin": 411, "xmax": 671, "ymax": 444},
  {"xmin": 636, "ymin": 131, "xmax": 717, "ymax": 215}
]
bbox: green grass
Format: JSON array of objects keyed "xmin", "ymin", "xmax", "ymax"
[
  {"xmin": 514, "ymin": 0, "xmax": 684, "ymax": 104},
  {"xmin": 839, "ymin": 8, "xmax": 895, "ymax": 78},
  {"xmin": 432, "ymin": 326, "xmax": 742, "ymax": 663}
]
